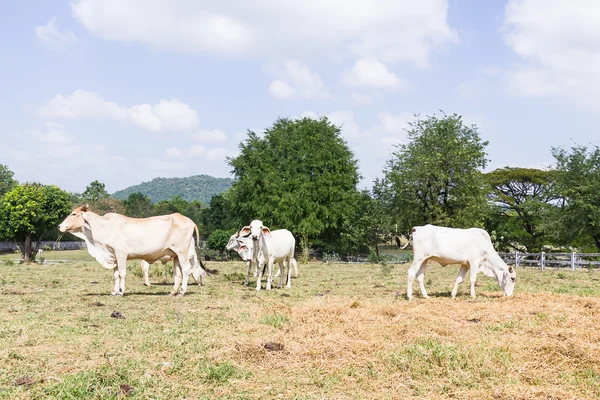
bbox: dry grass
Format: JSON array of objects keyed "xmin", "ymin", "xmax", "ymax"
[{"xmin": 1, "ymin": 258, "xmax": 600, "ymax": 399}]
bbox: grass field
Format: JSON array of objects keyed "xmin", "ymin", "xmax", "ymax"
[{"xmin": 2, "ymin": 256, "xmax": 600, "ymax": 399}]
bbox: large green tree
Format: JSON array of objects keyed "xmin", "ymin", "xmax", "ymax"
[
  {"xmin": 0, "ymin": 163, "xmax": 17, "ymax": 197},
  {"xmin": 228, "ymin": 117, "xmax": 360, "ymax": 244},
  {"xmin": 551, "ymin": 145, "xmax": 600, "ymax": 251},
  {"xmin": 381, "ymin": 113, "xmax": 489, "ymax": 233},
  {"xmin": 123, "ymin": 192, "xmax": 153, "ymax": 218},
  {"xmin": 485, "ymin": 167, "xmax": 557, "ymax": 252},
  {"xmin": 201, "ymin": 193, "xmax": 237, "ymax": 235},
  {"xmin": 82, "ymin": 180, "xmax": 110, "ymax": 202},
  {"xmin": 0, "ymin": 183, "xmax": 71, "ymax": 262}
]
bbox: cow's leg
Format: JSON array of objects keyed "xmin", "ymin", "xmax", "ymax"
[
  {"xmin": 451, "ymin": 265, "xmax": 469, "ymax": 299},
  {"xmin": 141, "ymin": 261, "xmax": 151, "ymax": 286},
  {"xmin": 253, "ymin": 262, "xmax": 258, "ymax": 277},
  {"xmin": 112, "ymin": 267, "xmax": 120, "ymax": 296},
  {"xmin": 266, "ymin": 258, "xmax": 275, "ymax": 290},
  {"xmin": 286, "ymin": 258, "xmax": 292, "ymax": 289},
  {"xmin": 115, "ymin": 256, "xmax": 127, "ymax": 296},
  {"xmin": 171, "ymin": 258, "xmax": 182, "ymax": 296},
  {"xmin": 407, "ymin": 258, "xmax": 425, "ymax": 300},
  {"xmin": 245, "ymin": 261, "xmax": 251, "ymax": 286},
  {"xmin": 416, "ymin": 263, "xmax": 428, "ymax": 299},
  {"xmin": 177, "ymin": 253, "xmax": 193, "ymax": 297},
  {"xmin": 255, "ymin": 261, "xmax": 264, "ymax": 291},
  {"xmin": 293, "ymin": 258, "xmax": 299, "ymax": 278},
  {"xmin": 469, "ymin": 259, "xmax": 480, "ymax": 299},
  {"xmin": 279, "ymin": 261, "xmax": 285, "ymax": 288}
]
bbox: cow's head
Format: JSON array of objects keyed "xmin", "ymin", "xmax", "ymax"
[
  {"xmin": 225, "ymin": 233, "xmax": 240, "ymax": 251},
  {"xmin": 236, "ymin": 239, "xmax": 253, "ymax": 261},
  {"xmin": 239, "ymin": 220, "xmax": 271, "ymax": 242},
  {"xmin": 58, "ymin": 204, "xmax": 91, "ymax": 233},
  {"xmin": 502, "ymin": 265, "xmax": 517, "ymax": 297}
]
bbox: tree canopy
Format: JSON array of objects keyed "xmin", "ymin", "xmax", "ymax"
[
  {"xmin": 551, "ymin": 145, "xmax": 600, "ymax": 251},
  {"xmin": 228, "ymin": 117, "xmax": 360, "ymax": 241},
  {"xmin": 82, "ymin": 180, "xmax": 110, "ymax": 202},
  {"xmin": 0, "ymin": 183, "xmax": 71, "ymax": 262},
  {"xmin": 0, "ymin": 163, "xmax": 17, "ymax": 197},
  {"xmin": 380, "ymin": 113, "xmax": 489, "ymax": 233}
]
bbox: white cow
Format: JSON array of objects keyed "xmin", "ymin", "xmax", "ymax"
[
  {"xmin": 402, "ymin": 224, "xmax": 516, "ymax": 300},
  {"xmin": 140, "ymin": 237, "xmax": 203, "ymax": 287},
  {"xmin": 238, "ymin": 220, "xmax": 296, "ymax": 291},
  {"xmin": 58, "ymin": 205, "xmax": 206, "ymax": 296},
  {"xmin": 225, "ymin": 231, "xmax": 298, "ymax": 286}
]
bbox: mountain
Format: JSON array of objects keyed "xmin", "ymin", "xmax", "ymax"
[{"xmin": 112, "ymin": 175, "xmax": 234, "ymax": 204}]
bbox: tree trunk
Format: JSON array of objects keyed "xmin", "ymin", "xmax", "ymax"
[
  {"xmin": 24, "ymin": 231, "xmax": 31, "ymax": 263},
  {"xmin": 375, "ymin": 244, "xmax": 380, "ymax": 257}
]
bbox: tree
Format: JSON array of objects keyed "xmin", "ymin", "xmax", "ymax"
[
  {"xmin": 381, "ymin": 113, "xmax": 489, "ymax": 233},
  {"xmin": 207, "ymin": 229, "xmax": 235, "ymax": 258},
  {"xmin": 551, "ymin": 145, "xmax": 600, "ymax": 251},
  {"xmin": 0, "ymin": 163, "xmax": 17, "ymax": 197},
  {"xmin": 202, "ymin": 193, "xmax": 237, "ymax": 235},
  {"xmin": 123, "ymin": 192, "xmax": 153, "ymax": 218},
  {"xmin": 227, "ymin": 117, "xmax": 360, "ymax": 245},
  {"xmin": 82, "ymin": 180, "xmax": 110, "ymax": 202},
  {"xmin": 485, "ymin": 167, "xmax": 558, "ymax": 252},
  {"xmin": 341, "ymin": 187, "xmax": 393, "ymax": 256},
  {"xmin": 0, "ymin": 183, "xmax": 71, "ymax": 262}
]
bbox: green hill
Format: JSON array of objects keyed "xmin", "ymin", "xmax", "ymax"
[{"xmin": 112, "ymin": 175, "xmax": 234, "ymax": 204}]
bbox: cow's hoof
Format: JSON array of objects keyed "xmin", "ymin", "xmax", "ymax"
[
  {"xmin": 168, "ymin": 292, "xmax": 175, "ymax": 297},
  {"xmin": 176, "ymin": 292, "xmax": 185, "ymax": 297}
]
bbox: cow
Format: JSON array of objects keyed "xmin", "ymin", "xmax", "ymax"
[
  {"xmin": 400, "ymin": 224, "xmax": 516, "ymax": 300},
  {"xmin": 140, "ymin": 236, "xmax": 204, "ymax": 287},
  {"xmin": 225, "ymin": 231, "xmax": 299, "ymax": 285},
  {"xmin": 238, "ymin": 221, "xmax": 296, "ymax": 291},
  {"xmin": 58, "ymin": 205, "xmax": 206, "ymax": 296}
]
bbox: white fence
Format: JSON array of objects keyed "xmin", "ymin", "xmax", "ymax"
[
  {"xmin": 0, "ymin": 241, "xmax": 87, "ymax": 252},
  {"xmin": 498, "ymin": 252, "xmax": 600, "ymax": 270}
]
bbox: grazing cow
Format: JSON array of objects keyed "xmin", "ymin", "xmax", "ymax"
[
  {"xmin": 58, "ymin": 205, "xmax": 206, "ymax": 296},
  {"xmin": 225, "ymin": 231, "xmax": 299, "ymax": 284},
  {"xmin": 238, "ymin": 221, "xmax": 295, "ymax": 291},
  {"xmin": 140, "ymin": 237, "xmax": 204, "ymax": 287},
  {"xmin": 401, "ymin": 224, "xmax": 516, "ymax": 300}
]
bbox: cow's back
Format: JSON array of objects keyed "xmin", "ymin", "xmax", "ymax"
[
  {"xmin": 264, "ymin": 229, "xmax": 295, "ymax": 260},
  {"xmin": 413, "ymin": 225, "xmax": 486, "ymax": 264}
]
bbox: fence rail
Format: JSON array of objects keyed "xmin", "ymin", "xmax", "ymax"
[{"xmin": 498, "ymin": 251, "xmax": 600, "ymax": 270}]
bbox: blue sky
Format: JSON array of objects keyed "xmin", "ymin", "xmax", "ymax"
[{"xmin": 1, "ymin": 0, "xmax": 599, "ymax": 193}]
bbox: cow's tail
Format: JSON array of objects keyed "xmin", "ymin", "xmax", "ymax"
[
  {"xmin": 394, "ymin": 228, "xmax": 415, "ymax": 249},
  {"xmin": 193, "ymin": 224, "xmax": 206, "ymax": 270}
]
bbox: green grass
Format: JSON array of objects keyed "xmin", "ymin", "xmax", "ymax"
[{"xmin": 2, "ymin": 253, "xmax": 600, "ymax": 398}]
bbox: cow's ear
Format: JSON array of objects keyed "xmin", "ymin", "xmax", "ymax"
[
  {"xmin": 240, "ymin": 226, "xmax": 251, "ymax": 237},
  {"xmin": 81, "ymin": 204, "xmax": 90, "ymax": 212},
  {"xmin": 262, "ymin": 227, "xmax": 271, "ymax": 237},
  {"xmin": 239, "ymin": 244, "xmax": 248, "ymax": 251},
  {"xmin": 508, "ymin": 266, "xmax": 514, "ymax": 273}
]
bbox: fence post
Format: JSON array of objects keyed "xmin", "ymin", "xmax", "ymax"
[
  {"xmin": 541, "ymin": 251, "xmax": 545, "ymax": 270},
  {"xmin": 571, "ymin": 252, "xmax": 576, "ymax": 270},
  {"xmin": 514, "ymin": 251, "xmax": 519, "ymax": 268}
]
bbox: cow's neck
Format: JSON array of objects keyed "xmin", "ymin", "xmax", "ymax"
[{"xmin": 78, "ymin": 212, "xmax": 118, "ymax": 269}]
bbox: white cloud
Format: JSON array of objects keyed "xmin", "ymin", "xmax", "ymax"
[
  {"xmin": 191, "ymin": 129, "xmax": 227, "ymax": 142},
  {"xmin": 165, "ymin": 147, "xmax": 184, "ymax": 159},
  {"xmin": 39, "ymin": 90, "xmax": 200, "ymax": 132},
  {"xmin": 268, "ymin": 80, "xmax": 296, "ymax": 99},
  {"xmin": 71, "ymin": 0, "xmax": 456, "ymax": 66},
  {"xmin": 187, "ymin": 145, "xmax": 231, "ymax": 161},
  {"xmin": 32, "ymin": 122, "xmax": 75, "ymax": 145},
  {"xmin": 351, "ymin": 93, "xmax": 374, "ymax": 106},
  {"xmin": 268, "ymin": 61, "xmax": 330, "ymax": 99},
  {"xmin": 326, "ymin": 111, "xmax": 362, "ymax": 137},
  {"xmin": 341, "ymin": 58, "xmax": 407, "ymax": 90},
  {"xmin": 375, "ymin": 111, "xmax": 411, "ymax": 134},
  {"xmin": 502, "ymin": 0, "xmax": 600, "ymax": 109},
  {"xmin": 35, "ymin": 17, "xmax": 77, "ymax": 45}
]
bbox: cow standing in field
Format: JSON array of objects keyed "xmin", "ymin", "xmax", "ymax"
[
  {"xmin": 238, "ymin": 220, "xmax": 296, "ymax": 291},
  {"xmin": 140, "ymin": 237, "xmax": 203, "ymax": 287},
  {"xmin": 225, "ymin": 231, "xmax": 298, "ymax": 286},
  {"xmin": 58, "ymin": 205, "xmax": 206, "ymax": 296},
  {"xmin": 399, "ymin": 224, "xmax": 516, "ymax": 300}
]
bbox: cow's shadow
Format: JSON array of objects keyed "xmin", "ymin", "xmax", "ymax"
[{"xmin": 83, "ymin": 291, "xmax": 177, "ymax": 297}]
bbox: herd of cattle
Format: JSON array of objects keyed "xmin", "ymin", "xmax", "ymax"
[{"xmin": 57, "ymin": 205, "xmax": 517, "ymax": 299}]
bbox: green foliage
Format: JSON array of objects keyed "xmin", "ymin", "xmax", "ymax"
[
  {"xmin": 202, "ymin": 192, "xmax": 238, "ymax": 234},
  {"xmin": 207, "ymin": 229, "xmax": 234, "ymax": 251},
  {"xmin": 0, "ymin": 163, "xmax": 17, "ymax": 197},
  {"xmin": 259, "ymin": 313, "xmax": 289, "ymax": 329},
  {"xmin": 153, "ymin": 195, "xmax": 205, "ymax": 231},
  {"xmin": 0, "ymin": 183, "xmax": 71, "ymax": 261},
  {"xmin": 551, "ymin": 145, "xmax": 600, "ymax": 251},
  {"xmin": 123, "ymin": 192, "xmax": 153, "ymax": 218},
  {"xmin": 228, "ymin": 117, "xmax": 360, "ymax": 240},
  {"xmin": 341, "ymin": 188, "xmax": 393, "ymax": 255},
  {"xmin": 381, "ymin": 113, "xmax": 489, "ymax": 233},
  {"xmin": 485, "ymin": 167, "xmax": 558, "ymax": 252},
  {"xmin": 112, "ymin": 174, "xmax": 234, "ymax": 204},
  {"xmin": 82, "ymin": 180, "xmax": 109, "ymax": 202}
]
